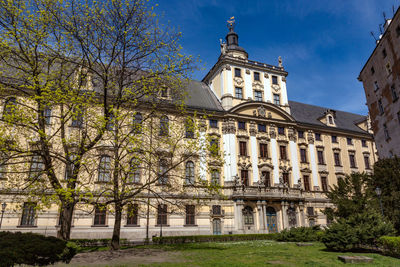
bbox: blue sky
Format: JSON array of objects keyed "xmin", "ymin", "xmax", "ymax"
[{"xmin": 155, "ymin": 0, "xmax": 400, "ymax": 115}]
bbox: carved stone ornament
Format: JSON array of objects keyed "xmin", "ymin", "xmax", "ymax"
[
  {"xmin": 234, "ymin": 77, "xmax": 244, "ymax": 87},
  {"xmin": 245, "ymin": 69, "xmax": 250, "ymax": 74},
  {"xmin": 198, "ymin": 119, "xmax": 207, "ymax": 132},
  {"xmin": 224, "ymin": 65, "xmax": 231, "ymax": 71},
  {"xmin": 238, "ymin": 162, "xmax": 251, "ymax": 170},
  {"xmin": 307, "ymin": 130, "xmax": 314, "ymax": 144},
  {"xmin": 252, "ymin": 81, "xmax": 263, "ymax": 90},
  {"xmin": 288, "ymin": 127, "xmax": 297, "ymax": 142},
  {"xmin": 271, "ymin": 84, "xmax": 280, "ymax": 92},
  {"xmin": 249, "ymin": 121, "xmax": 257, "ymax": 136},
  {"xmin": 222, "ymin": 119, "xmax": 236, "ymax": 134},
  {"xmin": 282, "ymin": 76, "xmax": 287, "ymax": 82},
  {"xmin": 264, "ymin": 73, "xmax": 269, "ymax": 79},
  {"xmin": 269, "ymin": 124, "xmax": 276, "ymax": 139},
  {"xmin": 257, "ymin": 106, "xmax": 266, "ymax": 118}
]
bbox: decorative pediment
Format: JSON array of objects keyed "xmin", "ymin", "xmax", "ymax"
[
  {"xmin": 252, "ymin": 81, "xmax": 263, "ymax": 90},
  {"xmin": 258, "ymin": 162, "xmax": 274, "ymax": 170},
  {"xmin": 238, "ymin": 162, "xmax": 251, "ymax": 170},
  {"xmin": 271, "ymin": 84, "xmax": 280, "ymax": 92},
  {"xmin": 228, "ymin": 102, "xmax": 296, "ymax": 123}
]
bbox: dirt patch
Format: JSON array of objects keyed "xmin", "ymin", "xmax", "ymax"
[{"xmin": 55, "ymin": 248, "xmax": 185, "ymax": 267}]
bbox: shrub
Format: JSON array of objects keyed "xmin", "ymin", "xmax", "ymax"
[
  {"xmin": 152, "ymin": 233, "xmax": 279, "ymax": 244},
  {"xmin": 0, "ymin": 231, "xmax": 76, "ymax": 266},
  {"xmin": 379, "ymin": 236, "xmax": 400, "ymax": 257},
  {"xmin": 322, "ymin": 212, "xmax": 395, "ymax": 251},
  {"xmin": 276, "ymin": 225, "xmax": 323, "ymax": 242}
]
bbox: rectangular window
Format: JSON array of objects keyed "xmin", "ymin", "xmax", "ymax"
[
  {"xmin": 29, "ymin": 155, "xmax": 45, "ymax": 180},
  {"xmin": 159, "ymin": 159, "xmax": 169, "ymax": 184},
  {"xmin": 384, "ymin": 123, "xmax": 390, "ymax": 140},
  {"xmin": 334, "ymin": 152, "xmax": 341, "ymax": 166},
  {"xmin": 127, "ymin": 204, "xmax": 138, "ymax": 225},
  {"xmin": 262, "ymin": 171, "xmax": 270, "ymax": 187},
  {"xmin": 347, "ymin": 137, "xmax": 353, "ymax": 145},
  {"xmin": 282, "ymin": 172, "xmax": 289, "ymax": 185},
  {"xmin": 20, "ymin": 202, "xmax": 36, "ymax": 226},
  {"xmin": 321, "ymin": 177, "xmax": 328, "ymax": 192},
  {"xmin": 361, "ymin": 140, "xmax": 367, "ymax": 147},
  {"xmin": 98, "ymin": 155, "xmax": 111, "ymax": 182},
  {"xmin": 185, "ymin": 205, "xmax": 195, "ymax": 225},
  {"xmin": 307, "ymin": 207, "xmax": 314, "ymax": 216},
  {"xmin": 278, "ymin": 127, "xmax": 285, "ymax": 135},
  {"xmin": 378, "ymin": 99, "xmax": 384, "ymax": 115},
  {"xmin": 364, "ymin": 155, "xmax": 370, "ymax": 169},
  {"xmin": 391, "ymin": 85, "xmax": 398, "ymax": 101},
  {"xmin": 349, "ymin": 154, "xmax": 356, "ymax": 168},
  {"xmin": 259, "ymin": 143, "xmax": 268, "ymax": 158},
  {"xmin": 211, "ymin": 170, "xmax": 220, "ymax": 185},
  {"xmin": 280, "ymin": 145, "xmax": 287, "ymax": 160},
  {"xmin": 212, "ymin": 205, "xmax": 221, "ymax": 215},
  {"xmin": 238, "ymin": 121, "xmax": 246, "ymax": 130},
  {"xmin": 209, "ymin": 119, "xmax": 218, "ymax": 128},
  {"xmin": 258, "ymin": 124, "xmax": 266, "ymax": 132},
  {"xmin": 300, "ymin": 148, "xmax": 307, "ymax": 163},
  {"xmin": 160, "ymin": 87, "xmax": 168, "ymax": 97},
  {"xmin": 331, "ymin": 135, "xmax": 338, "ymax": 143},
  {"xmin": 210, "ymin": 139, "xmax": 219, "ymax": 156},
  {"xmin": 298, "ymin": 131, "xmax": 304, "ymax": 139},
  {"xmin": 44, "ymin": 107, "xmax": 52, "ymax": 125},
  {"xmin": 241, "ymin": 170, "xmax": 249, "ymax": 186},
  {"xmin": 94, "ymin": 206, "xmax": 107, "ymax": 226},
  {"xmin": 272, "ymin": 75, "xmax": 278, "ymax": 85},
  {"xmin": 235, "ymin": 87, "xmax": 243, "ymax": 99},
  {"xmin": 273, "ymin": 94, "xmax": 280, "ymax": 105},
  {"xmin": 185, "ymin": 119, "xmax": 194, "ymax": 139},
  {"xmin": 315, "ymin": 132, "xmax": 321, "ymax": 141},
  {"xmin": 71, "ymin": 107, "xmax": 83, "ymax": 128},
  {"xmin": 254, "ymin": 72, "xmax": 260, "ymax": 81},
  {"xmin": 303, "ymin": 175, "xmax": 310, "ymax": 191},
  {"xmin": 157, "ymin": 204, "xmax": 167, "ymax": 225},
  {"xmin": 239, "ymin": 141, "xmax": 247, "ymax": 156},
  {"xmin": 317, "ymin": 150, "xmax": 324, "ymax": 164},
  {"xmin": 235, "ymin": 68, "xmax": 241, "ymax": 77},
  {"xmin": 254, "ymin": 90, "xmax": 262, "ymax": 101}
]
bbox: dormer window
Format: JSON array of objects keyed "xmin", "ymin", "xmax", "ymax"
[
  {"xmin": 160, "ymin": 87, "xmax": 169, "ymax": 98},
  {"xmin": 328, "ymin": 115, "xmax": 334, "ymax": 125},
  {"xmin": 235, "ymin": 68, "xmax": 241, "ymax": 77}
]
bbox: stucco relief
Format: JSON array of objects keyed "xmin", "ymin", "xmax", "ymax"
[
  {"xmin": 222, "ymin": 119, "xmax": 236, "ymax": 134},
  {"xmin": 233, "ymin": 77, "xmax": 244, "ymax": 87},
  {"xmin": 271, "ymin": 84, "xmax": 280, "ymax": 92}
]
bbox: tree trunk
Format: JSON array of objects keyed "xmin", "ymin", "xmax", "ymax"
[
  {"xmin": 57, "ymin": 201, "xmax": 75, "ymax": 240},
  {"xmin": 111, "ymin": 202, "xmax": 122, "ymax": 250}
]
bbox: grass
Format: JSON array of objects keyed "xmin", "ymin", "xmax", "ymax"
[{"xmin": 136, "ymin": 240, "xmax": 400, "ymax": 267}]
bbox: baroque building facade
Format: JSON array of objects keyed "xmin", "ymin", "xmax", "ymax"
[
  {"xmin": 0, "ymin": 22, "xmax": 376, "ymax": 239},
  {"xmin": 359, "ymin": 7, "xmax": 400, "ymax": 158}
]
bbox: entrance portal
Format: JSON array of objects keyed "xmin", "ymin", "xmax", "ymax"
[
  {"xmin": 266, "ymin": 207, "xmax": 278, "ymax": 233},
  {"xmin": 212, "ymin": 218, "xmax": 221, "ymax": 235}
]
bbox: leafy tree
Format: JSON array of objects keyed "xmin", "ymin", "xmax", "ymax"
[
  {"xmin": 0, "ymin": 0, "xmax": 196, "ymax": 241},
  {"xmin": 369, "ymin": 156, "xmax": 400, "ymax": 233}
]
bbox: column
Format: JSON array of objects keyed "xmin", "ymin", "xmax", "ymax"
[
  {"xmin": 281, "ymin": 201, "xmax": 288, "ymax": 230},
  {"xmin": 289, "ymin": 128, "xmax": 300, "ymax": 185},
  {"xmin": 262, "ymin": 201, "xmax": 267, "ymax": 233},
  {"xmin": 263, "ymin": 73, "xmax": 272, "ymax": 102},
  {"xmin": 222, "ymin": 120, "xmax": 237, "ymax": 182},
  {"xmin": 250, "ymin": 134, "xmax": 259, "ymax": 183},
  {"xmin": 280, "ymin": 76, "xmax": 289, "ymax": 106},
  {"xmin": 245, "ymin": 69, "xmax": 252, "ymax": 99},
  {"xmin": 236, "ymin": 200, "xmax": 244, "ymax": 232},
  {"xmin": 199, "ymin": 124, "xmax": 207, "ymax": 180},
  {"xmin": 299, "ymin": 202, "xmax": 305, "ymax": 227},
  {"xmin": 220, "ymin": 69, "xmax": 225, "ymax": 96},
  {"xmin": 257, "ymin": 201, "xmax": 263, "ymax": 232},
  {"xmin": 226, "ymin": 66, "xmax": 233, "ymax": 95},
  {"xmin": 269, "ymin": 125, "xmax": 279, "ymax": 185},
  {"xmin": 307, "ymin": 131, "xmax": 320, "ymax": 190}
]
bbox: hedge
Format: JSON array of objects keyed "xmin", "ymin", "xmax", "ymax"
[
  {"xmin": 152, "ymin": 233, "xmax": 279, "ymax": 244},
  {"xmin": 71, "ymin": 238, "xmax": 128, "ymax": 247},
  {"xmin": 276, "ymin": 225, "xmax": 324, "ymax": 242},
  {"xmin": 379, "ymin": 236, "xmax": 400, "ymax": 258},
  {"xmin": 0, "ymin": 232, "xmax": 77, "ymax": 266}
]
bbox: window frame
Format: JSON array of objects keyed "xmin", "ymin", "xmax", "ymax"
[
  {"xmin": 157, "ymin": 204, "xmax": 168, "ymax": 225},
  {"xmin": 273, "ymin": 94, "xmax": 280, "ymax": 105},
  {"xmin": 126, "ymin": 204, "xmax": 138, "ymax": 226},
  {"xmin": 235, "ymin": 87, "xmax": 243, "ymax": 99},
  {"xmin": 259, "ymin": 143, "xmax": 268, "ymax": 158},
  {"xmin": 20, "ymin": 202, "xmax": 36, "ymax": 227},
  {"xmin": 98, "ymin": 155, "xmax": 111, "ymax": 182},
  {"xmin": 159, "ymin": 115, "xmax": 169, "ymax": 136},
  {"xmin": 254, "ymin": 72, "xmax": 260, "ymax": 81},
  {"xmin": 279, "ymin": 145, "xmax": 287, "ymax": 160},
  {"xmin": 234, "ymin": 68, "xmax": 241, "ymax": 77},
  {"xmin": 254, "ymin": 90, "xmax": 263, "ymax": 101},
  {"xmin": 185, "ymin": 161, "xmax": 195, "ymax": 185},
  {"xmin": 239, "ymin": 141, "xmax": 247, "ymax": 156},
  {"xmin": 185, "ymin": 205, "xmax": 196, "ymax": 226},
  {"xmin": 93, "ymin": 205, "xmax": 107, "ymax": 226}
]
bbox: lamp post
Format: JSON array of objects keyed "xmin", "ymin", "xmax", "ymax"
[
  {"xmin": 375, "ymin": 187, "xmax": 384, "ymax": 216},
  {"xmin": 0, "ymin": 202, "xmax": 7, "ymax": 228}
]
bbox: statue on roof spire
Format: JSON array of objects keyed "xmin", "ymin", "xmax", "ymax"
[
  {"xmin": 278, "ymin": 56, "xmax": 283, "ymax": 68},
  {"xmin": 227, "ymin": 16, "xmax": 235, "ymax": 31}
]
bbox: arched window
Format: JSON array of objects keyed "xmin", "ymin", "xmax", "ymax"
[
  {"xmin": 129, "ymin": 158, "xmax": 141, "ymax": 183},
  {"xmin": 243, "ymin": 206, "xmax": 254, "ymax": 225},
  {"xmin": 2, "ymin": 97, "xmax": 16, "ymax": 120},
  {"xmin": 133, "ymin": 112, "xmax": 143, "ymax": 133},
  {"xmin": 159, "ymin": 115, "xmax": 169, "ymax": 136},
  {"xmin": 159, "ymin": 159, "xmax": 168, "ymax": 184},
  {"xmin": 185, "ymin": 161, "xmax": 195, "ymax": 184},
  {"xmin": 98, "ymin": 155, "xmax": 111, "ymax": 182},
  {"xmin": 211, "ymin": 169, "xmax": 220, "ymax": 185}
]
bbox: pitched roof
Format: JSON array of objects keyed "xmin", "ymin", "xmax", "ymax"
[
  {"xmin": 185, "ymin": 80, "xmax": 224, "ymax": 112},
  {"xmin": 289, "ymin": 100, "xmax": 368, "ymax": 134}
]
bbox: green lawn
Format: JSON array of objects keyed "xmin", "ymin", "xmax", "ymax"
[{"xmin": 137, "ymin": 240, "xmax": 400, "ymax": 267}]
